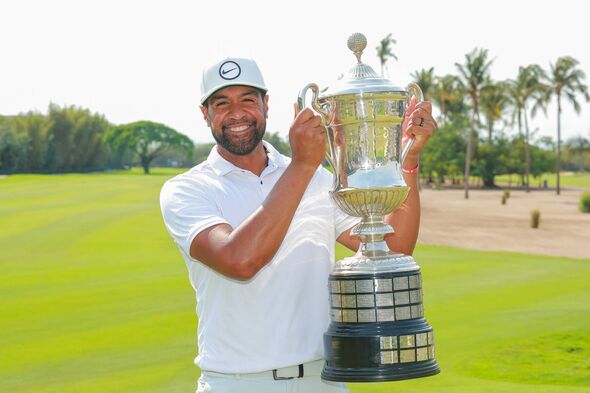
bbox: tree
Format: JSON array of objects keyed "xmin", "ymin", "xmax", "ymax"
[
  {"xmin": 430, "ymin": 74, "xmax": 466, "ymax": 126},
  {"xmin": 411, "ymin": 67, "xmax": 435, "ymax": 100},
  {"xmin": 104, "ymin": 121, "xmax": 194, "ymax": 174},
  {"xmin": 507, "ymin": 65, "xmax": 546, "ymax": 192},
  {"xmin": 456, "ymin": 48, "xmax": 494, "ymax": 198},
  {"xmin": 480, "ymin": 80, "xmax": 510, "ymax": 142},
  {"xmin": 376, "ymin": 33, "xmax": 398, "ymax": 78},
  {"xmin": 537, "ymin": 56, "xmax": 589, "ymax": 194},
  {"xmin": 263, "ymin": 131, "xmax": 291, "ymax": 156}
]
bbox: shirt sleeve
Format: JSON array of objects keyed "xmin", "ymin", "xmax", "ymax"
[
  {"xmin": 334, "ymin": 203, "xmax": 360, "ymax": 238},
  {"xmin": 160, "ymin": 175, "xmax": 229, "ymax": 259}
]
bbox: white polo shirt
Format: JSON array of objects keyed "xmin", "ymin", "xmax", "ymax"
[{"xmin": 160, "ymin": 141, "xmax": 357, "ymax": 374}]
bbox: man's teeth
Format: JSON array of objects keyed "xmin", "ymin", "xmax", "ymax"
[{"xmin": 228, "ymin": 125, "xmax": 249, "ymax": 132}]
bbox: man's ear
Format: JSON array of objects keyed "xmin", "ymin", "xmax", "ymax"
[
  {"xmin": 263, "ymin": 95, "xmax": 269, "ymax": 118},
  {"xmin": 199, "ymin": 105, "xmax": 211, "ymax": 126}
]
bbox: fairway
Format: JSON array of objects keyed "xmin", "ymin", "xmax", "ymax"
[{"xmin": 1, "ymin": 170, "xmax": 589, "ymax": 393}]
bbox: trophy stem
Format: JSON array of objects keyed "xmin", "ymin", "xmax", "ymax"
[{"xmin": 353, "ymin": 214, "xmax": 394, "ymax": 258}]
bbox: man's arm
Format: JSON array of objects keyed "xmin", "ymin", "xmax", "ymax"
[
  {"xmin": 190, "ymin": 108, "xmax": 326, "ymax": 280},
  {"xmin": 337, "ymin": 100, "xmax": 436, "ymax": 255}
]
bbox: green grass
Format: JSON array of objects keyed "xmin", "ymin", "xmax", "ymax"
[
  {"xmin": 1, "ymin": 169, "xmax": 589, "ymax": 392},
  {"xmin": 494, "ymin": 172, "xmax": 590, "ymax": 189}
]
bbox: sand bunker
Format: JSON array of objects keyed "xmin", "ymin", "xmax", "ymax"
[{"xmin": 418, "ymin": 187, "xmax": 590, "ymax": 259}]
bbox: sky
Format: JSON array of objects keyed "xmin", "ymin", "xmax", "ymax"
[{"xmin": 1, "ymin": 0, "xmax": 589, "ymax": 145}]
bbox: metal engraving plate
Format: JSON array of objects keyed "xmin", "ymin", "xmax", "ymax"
[
  {"xmin": 375, "ymin": 293, "xmax": 394, "ymax": 307},
  {"xmin": 409, "ymin": 274, "xmax": 421, "ymax": 289},
  {"xmin": 374, "ymin": 278, "xmax": 392, "ymax": 292},
  {"xmin": 400, "ymin": 334, "xmax": 415, "ymax": 348},
  {"xmin": 380, "ymin": 336, "xmax": 398, "ymax": 350},
  {"xmin": 356, "ymin": 294, "xmax": 375, "ymax": 308},
  {"xmin": 376, "ymin": 308, "xmax": 395, "ymax": 322},
  {"xmin": 330, "ymin": 294, "xmax": 341, "ymax": 308},
  {"xmin": 416, "ymin": 347, "xmax": 429, "ymax": 361},
  {"xmin": 410, "ymin": 289, "xmax": 422, "ymax": 303},
  {"xmin": 355, "ymin": 279, "xmax": 374, "ymax": 293},
  {"xmin": 394, "ymin": 291, "xmax": 410, "ymax": 305},
  {"xmin": 340, "ymin": 280, "xmax": 356, "ymax": 294},
  {"xmin": 416, "ymin": 332, "xmax": 428, "ymax": 347},
  {"xmin": 330, "ymin": 309, "xmax": 342, "ymax": 322},
  {"xmin": 357, "ymin": 309, "xmax": 376, "ymax": 322},
  {"xmin": 428, "ymin": 331, "xmax": 434, "ymax": 345},
  {"xmin": 380, "ymin": 350, "xmax": 397, "ymax": 364},
  {"xmin": 400, "ymin": 349, "xmax": 416, "ymax": 363},
  {"xmin": 341, "ymin": 295, "xmax": 357, "ymax": 308},
  {"xmin": 428, "ymin": 345, "xmax": 435, "ymax": 359},
  {"xmin": 393, "ymin": 276, "xmax": 409, "ymax": 290},
  {"xmin": 329, "ymin": 281, "xmax": 341, "ymax": 294},
  {"xmin": 342, "ymin": 309, "xmax": 357, "ymax": 322},
  {"xmin": 396, "ymin": 306, "xmax": 411, "ymax": 320},
  {"xmin": 411, "ymin": 304, "xmax": 423, "ymax": 318}
]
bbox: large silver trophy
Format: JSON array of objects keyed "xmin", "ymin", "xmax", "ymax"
[{"xmin": 298, "ymin": 33, "xmax": 440, "ymax": 382}]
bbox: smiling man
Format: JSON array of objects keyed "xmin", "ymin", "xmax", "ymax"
[{"xmin": 160, "ymin": 57, "xmax": 436, "ymax": 392}]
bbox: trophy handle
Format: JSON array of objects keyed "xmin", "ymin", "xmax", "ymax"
[
  {"xmin": 401, "ymin": 82, "xmax": 424, "ymax": 165},
  {"xmin": 297, "ymin": 83, "xmax": 337, "ymax": 169}
]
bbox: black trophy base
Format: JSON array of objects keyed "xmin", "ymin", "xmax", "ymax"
[{"xmin": 322, "ymin": 319, "xmax": 440, "ymax": 382}]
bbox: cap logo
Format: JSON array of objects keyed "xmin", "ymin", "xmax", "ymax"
[{"xmin": 219, "ymin": 60, "xmax": 241, "ymax": 80}]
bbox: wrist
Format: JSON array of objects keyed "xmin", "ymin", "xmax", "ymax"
[{"xmin": 402, "ymin": 154, "xmax": 420, "ymax": 171}]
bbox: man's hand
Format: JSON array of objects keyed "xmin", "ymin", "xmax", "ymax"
[
  {"xmin": 289, "ymin": 105, "xmax": 327, "ymax": 172},
  {"xmin": 401, "ymin": 98, "xmax": 437, "ymax": 168}
]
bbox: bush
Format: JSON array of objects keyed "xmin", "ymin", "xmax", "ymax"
[
  {"xmin": 530, "ymin": 209, "xmax": 541, "ymax": 228},
  {"xmin": 580, "ymin": 192, "xmax": 590, "ymax": 213}
]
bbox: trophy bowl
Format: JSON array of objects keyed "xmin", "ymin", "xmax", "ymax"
[{"xmin": 298, "ymin": 33, "xmax": 440, "ymax": 382}]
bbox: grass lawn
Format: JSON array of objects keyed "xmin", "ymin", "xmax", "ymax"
[
  {"xmin": 1, "ymin": 169, "xmax": 589, "ymax": 392},
  {"xmin": 494, "ymin": 172, "xmax": 590, "ymax": 190}
]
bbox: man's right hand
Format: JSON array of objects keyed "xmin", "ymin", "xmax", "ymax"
[{"xmin": 289, "ymin": 105, "xmax": 327, "ymax": 171}]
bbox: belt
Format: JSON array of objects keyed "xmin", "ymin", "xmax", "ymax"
[{"xmin": 202, "ymin": 359, "xmax": 324, "ymax": 381}]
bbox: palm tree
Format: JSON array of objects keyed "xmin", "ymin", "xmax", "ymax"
[
  {"xmin": 507, "ymin": 65, "xmax": 546, "ymax": 192},
  {"xmin": 480, "ymin": 80, "xmax": 510, "ymax": 142},
  {"xmin": 455, "ymin": 48, "xmax": 494, "ymax": 199},
  {"xmin": 537, "ymin": 56, "xmax": 589, "ymax": 195},
  {"xmin": 431, "ymin": 74, "xmax": 465, "ymax": 126},
  {"xmin": 411, "ymin": 67, "xmax": 435, "ymax": 100},
  {"xmin": 376, "ymin": 33, "xmax": 398, "ymax": 78}
]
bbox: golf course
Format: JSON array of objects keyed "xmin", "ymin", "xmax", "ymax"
[{"xmin": 1, "ymin": 169, "xmax": 589, "ymax": 393}]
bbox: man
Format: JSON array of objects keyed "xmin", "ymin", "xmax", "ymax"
[{"xmin": 160, "ymin": 57, "xmax": 436, "ymax": 393}]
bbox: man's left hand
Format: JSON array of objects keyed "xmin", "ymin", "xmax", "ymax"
[{"xmin": 401, "ymin": 98, "xmax": 437, "ymax": 168}]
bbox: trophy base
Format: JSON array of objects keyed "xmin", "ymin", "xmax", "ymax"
[
  {"xmin": 322, "ymin": 319, "xmax": 440, "ymax": 382},
  {"xmin": 323, "ymin": 257, "xmax": 440, "ymax": 382}
]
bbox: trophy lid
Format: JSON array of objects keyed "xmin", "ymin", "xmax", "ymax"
[{"xmin": 320, "ymin": 33, "xmax": 405, "ymax": 98}]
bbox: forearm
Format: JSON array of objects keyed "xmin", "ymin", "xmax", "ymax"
[
  {"xmin": 384, "ymin": 160, "xmax": 420, "ymax": 255},
  {"xmin": 195, "ymin": 162, "xmax": 317, "ymax": 279}
]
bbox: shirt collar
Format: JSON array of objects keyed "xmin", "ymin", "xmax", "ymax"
[{"xmin": 207, "ymin": 140, "xmax": 289, "ymax": 177}]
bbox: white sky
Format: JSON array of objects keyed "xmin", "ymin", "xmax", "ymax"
[{"xmin": 1, "ymin": 0, "xmax": 589, "ymax": 144}]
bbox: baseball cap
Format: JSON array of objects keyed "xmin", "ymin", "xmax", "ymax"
[{"xmin": 200, "ymin": 57, "xmax": 267, "ymax": 105}]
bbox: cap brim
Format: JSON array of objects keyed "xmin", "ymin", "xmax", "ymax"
[{"xmin": 200, "ymin": 82, "xmax": 268, "ymax": 105}]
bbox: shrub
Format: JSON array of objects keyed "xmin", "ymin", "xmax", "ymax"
[
  {"xmin": 530, "ymin": 209, "xmax": 541, "ymax": 228},
  {"xmin": 580, "ymin": 192, "xmax": 590, "ymax": 213}
]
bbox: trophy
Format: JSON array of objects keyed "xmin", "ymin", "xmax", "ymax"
[{"xmin": 298, "ymin": 33, "xmax": 440, "ymax": 382}]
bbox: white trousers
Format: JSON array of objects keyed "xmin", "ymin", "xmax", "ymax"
[{"xmin": 196, "ymin": 360, "xmax": 349, "ymax": 393}]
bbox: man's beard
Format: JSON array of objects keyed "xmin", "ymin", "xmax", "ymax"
[{"xmin": 214, "ymin": 120, "xmax": 265, "ymax": 156}]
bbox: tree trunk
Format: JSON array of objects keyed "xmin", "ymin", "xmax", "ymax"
[
  {"xmin": 464, "ymin": 112, "xmax": 475, "ymax": 199},
  {"xmin": 556, "ymin": 95, "xmax": 562, "ymax": 195},
  {"xmin": 141, "ymin": 156, "xmax": 151, "ymax": 174},
  {"xmin": 524, "ymin": 106, "xmax": 531, "ymax": 193}
]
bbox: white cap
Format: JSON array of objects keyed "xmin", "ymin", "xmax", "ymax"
[{"xmin": 200, "ymin": 57, "xmax": 267, "ymax": 104}]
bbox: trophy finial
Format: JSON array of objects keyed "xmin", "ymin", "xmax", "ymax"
[{"xmin": 347, "ymin": 33, "xmax": 367, "ymax": 64}]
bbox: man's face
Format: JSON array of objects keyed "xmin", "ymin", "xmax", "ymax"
[{"xmin": 200, "ymin": 86, "xmax": 269, "ymax": 156}]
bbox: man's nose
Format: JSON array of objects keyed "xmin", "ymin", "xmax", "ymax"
[{"xmin": 227, "ymin": 102, "xmax": 248, "ymax": 120}]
